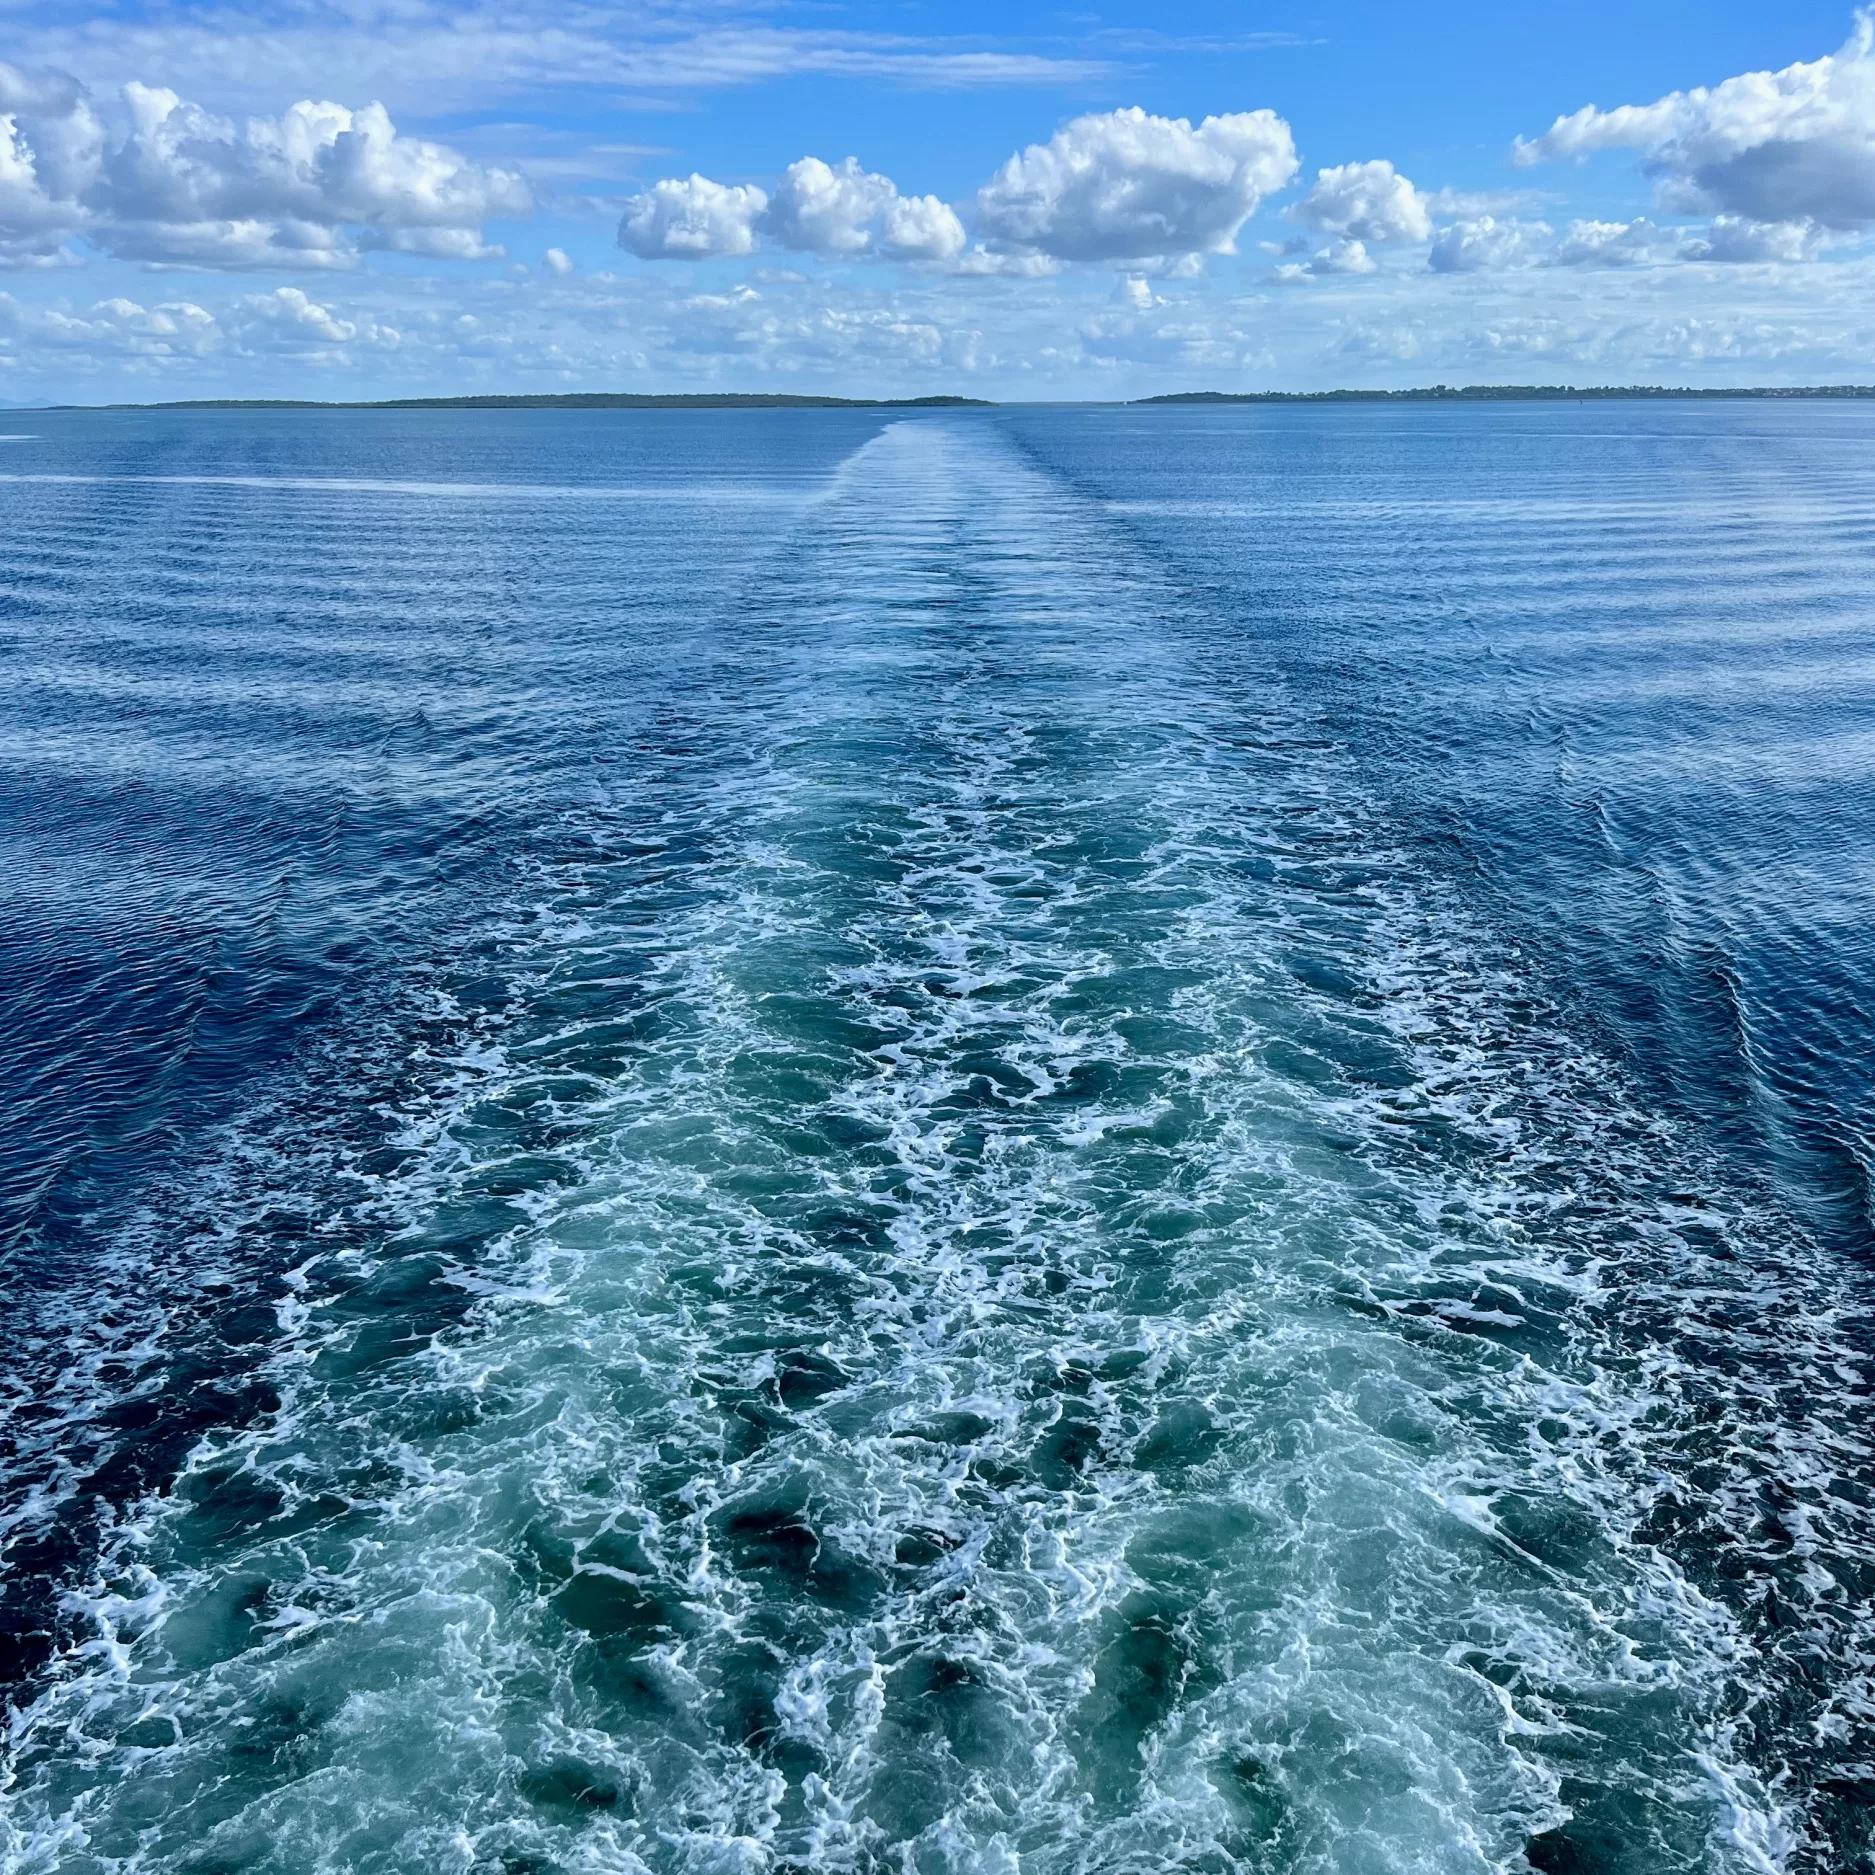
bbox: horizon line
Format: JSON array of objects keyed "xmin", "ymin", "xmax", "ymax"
[{"xmin": 20, "ymin": 383, "xmax": 1875, "ymax": 413}]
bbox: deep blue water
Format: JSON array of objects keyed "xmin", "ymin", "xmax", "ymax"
[{"xmin": 0, "ymin": 404, "xmax": 1871, "ymax": 1874}]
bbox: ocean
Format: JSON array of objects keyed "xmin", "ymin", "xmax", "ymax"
[{"xmin": 0, "ymin": 402, "xmax": 1871, "ymax": 1873}]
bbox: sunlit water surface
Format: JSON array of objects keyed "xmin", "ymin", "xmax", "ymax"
[{"xmin": 1, "ymin": 404, "xmax": 1873, "ymax": 1875}]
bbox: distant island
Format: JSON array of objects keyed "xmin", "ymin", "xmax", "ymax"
[
  {"xmin": 1134, "ymin": 385, "xmax": 1875, "ymax": 403},
  {"xmin": 66, "ymin": 393, "xmax": 994, "ymax": 412}
]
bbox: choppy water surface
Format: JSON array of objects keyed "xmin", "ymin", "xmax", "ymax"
[{"xmin": 2, "ymin": 404, "xmax": 1874, "ymax": 1875}]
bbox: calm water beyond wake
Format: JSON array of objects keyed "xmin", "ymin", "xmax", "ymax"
[{"xmin": 1, "ymin": 403, "xmax": 1873, "ymax": 1874}]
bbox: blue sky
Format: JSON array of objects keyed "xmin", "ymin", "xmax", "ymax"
[{"xmin": 1, "ymin": 0, "xmax": 1870, "ymax": 398}]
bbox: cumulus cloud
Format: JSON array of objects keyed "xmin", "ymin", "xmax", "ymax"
[
  {"xmin": 0, "ymin": 63, "xmax": 102, "ymax": 262},
  {"xmin": 1551, "ymin": 216, "xmax": 1684, "ymax": 266},
  {"xmin": 0, "ymin": 128, "xmax": 75, "ymax": 265},
  {"xmin": 973, "ymin": 106, "xmax": 1298, "ymax": 262},
  {"xmin": 1547, "ymin": 211, "xmax": 1820, "ymax": 267},
  {"xmin": 243, "ymin": 283, "xmax": 354, "ymax": 340},
  {"xmin": 1290, "ymin": 160, "xmax": 1431, "ymax": 245},
  {"xmin": 1275, "ymin": 184, "xmax": 1801, "ymax": 278},
  {"xmin": 618, "ymin": 154, "xmax": 966, "ymax": 264},
  {"xmin": 761, "ymin": 156, "xmax": 966, "ymax": 261},
  {"xmin": 945, "ymin": 244, "xmax": 1064, "ymax": 277},
  {"xmin": 1694, "ymin": 214, "xmax": 1823, "ymax": 261},
  {"xmin": 1277, "ymin": 237, "xmax": 1378, "ymax": 279},
  {"xmin": 0, "ymin": 285, "xmax": 377, "ymax": 379},
  {"xmin": 232, "ymin": 284, "xmax": 401, "ymax": 354},
  {"xmin": 32, "ymin": 291, "xmax": 220, "ymax": 356},
  {"xmin": 0, "ymin": 70, "xmax": 529, "ymax": 269},
  {"xmin": 617, "ymin": 172, "xmax": 768, "ymax": 258},
  {"xmin": 762, "ymin": 155, "xmax": 892, "ymax": 257},
  {"xmin": 1514, "ymin": 11, "xmax": 1875, "ymax": 232},
  {"xmin": 3, "ymin": 283, "xmax": 404, "ymax": 368},
  {"xmin": 879, "ymin": 191, "xmax": 967, "ymax": 262},
  {"xmin": 1428, "ymin": 215, "xmax": 1540, "ymax": 273}
]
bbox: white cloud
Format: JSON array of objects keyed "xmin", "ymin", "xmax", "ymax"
[
  {"xmin": 617, "ymin": 172, "xmax": 768, "ymax": 259},
  {"xmin": 880, "ymin": 191, "xmax": 966, "ymax": 262},
  {"xmin": 1514, "ymin": 12, "xmax": 1875, "ymax": 232},
  {"xmin": 1551, "ymin": 212, "xmax": 1822, "ymax": 267},
  {"xmin": 1693, "ymin": 214, "xmax": 1823, "ymax": 261},
  {"xmin": 542, "ymin": 245, "xmax": 572, "ymax": 275},
  {"xmin": 1428, "ymin": 215, "xmax": 1540, "ymax": 273},
  {"xmin": 32, "ymin": 291, "xmax": 220, "ymax": 355},
  {"xmin": 232, "ymin": 281, "xmax": 367, "ymax": 348},
  {"xmin": 230, "ymin": 284, "xmax": 400, "ymax": 353},
  {"xmin": 946, "ymin": 244, "xmax": 1064, "ymax": 276},
  {"xmin": 762, "ymin": 155, "xmax": 894, "ymax": 257},
  {"xmin": 104, "ymin": 217, "xmax": 355, "ymax": 269},
  {"xmin": 0, "ymin": 72, "xmax": 528, "ymax": 269},
  {"xmin": 0, "ymin": 281, "xmax": 402, "ymax": 373},
  {"xmin": 0, "ymin": 123, "xmax": 74, "ymax": 265},
  {"xmin": 1290, "ymin": 159, "xmax": 1431, "ymax": 244},
  {"xmin": 1551, "ymin": 216, "xmax": 1687, "ymax": 266},
  {"xmin": 618, "ymin": 155, "xmax": 966, "ymax": 265},
  {"xmin": 1278, "ymin": 237, "xmax": 1378, "ymax": 279},
  {"xmin": 0, "ymin": 63, "xmax": 102, "ymax": 263},
  {"xmin": 381, "ymin": 226, "xmax": 508, "ymax": 259},
  {"xmin": 759, "ymin": 156, "xmax": 966, "ymax": 261},
  {"xmin": 100, "ymin": 88, "xmax": 528, "ymax": 266},
  {"xmin": 973, "ymin": 105, "xmax": 1298, "ymax": 262},
  {"xmin": 236, "ymin": 283, "xmax": 355, "ymax": 343}
]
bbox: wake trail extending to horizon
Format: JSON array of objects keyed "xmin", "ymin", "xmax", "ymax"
[{"xmin": 4, "ymin": 417, "xmax": 1875, "ymax": 1874}]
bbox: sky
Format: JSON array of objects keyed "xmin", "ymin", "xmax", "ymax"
[{"xmin": 0, "ymin": 0, "xmax": 1871, "ymax": 400}]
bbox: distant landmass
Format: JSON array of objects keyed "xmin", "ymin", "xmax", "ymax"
[
  {"xmin": 63, "ymin": 392, "xmax": 995, "ymax": 411},
  {"xmin": 1134, "ymin": 385, "xmax": 1875, "ymax": 403}
]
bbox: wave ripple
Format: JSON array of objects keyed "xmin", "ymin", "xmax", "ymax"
[{"xmin": 3, "ymin": 417, "xmax": 1873, "ymax": 1875}]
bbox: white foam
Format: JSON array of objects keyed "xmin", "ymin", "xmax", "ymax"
[{"xmin": 4, "ymin": 417, "xmax": 1864, "ymax": 1875}]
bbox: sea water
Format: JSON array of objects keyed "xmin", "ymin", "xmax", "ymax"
[{"xmin": 0, "ymin": 404, "xmax": 1872, "ymax": 1874}]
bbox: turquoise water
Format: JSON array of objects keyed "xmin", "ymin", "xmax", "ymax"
[{"xmin": 1, "ymin": 407, "xmax": 1872, "ymax": 1873}]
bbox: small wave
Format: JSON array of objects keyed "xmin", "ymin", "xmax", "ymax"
[
  {"xmin": 5, "ymin": 419, "xmax": 1869, "ymax": 1875},
  {"xmin": 0, "ymin": 471, "xmax": 817, "ymax": 501}
]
